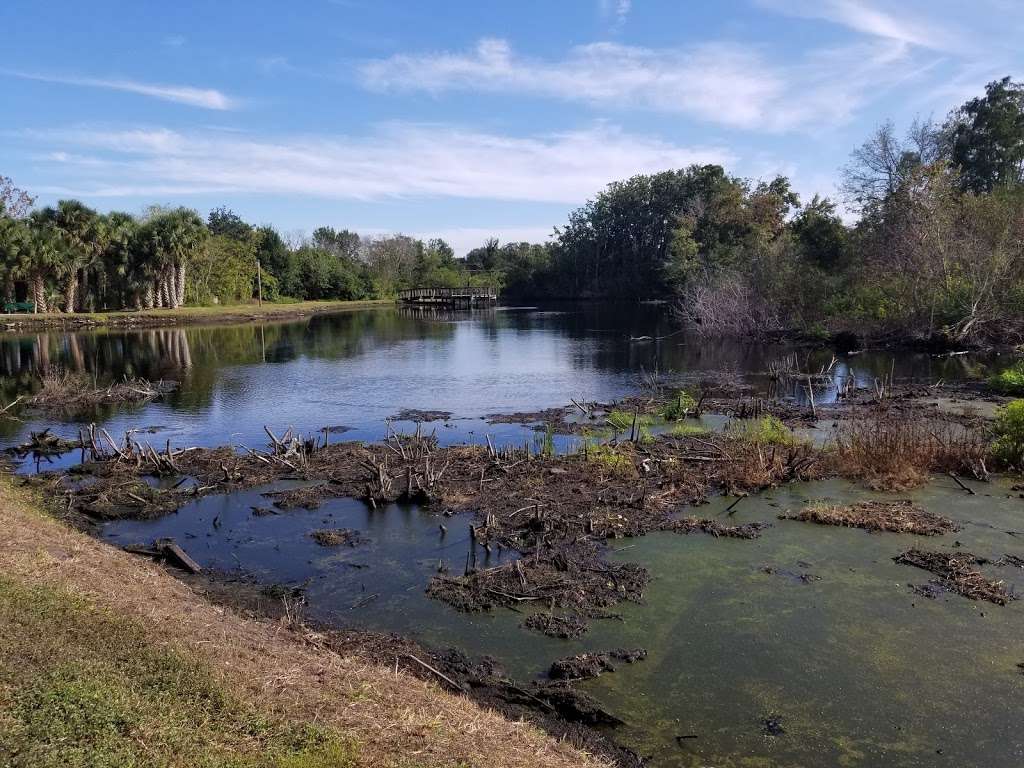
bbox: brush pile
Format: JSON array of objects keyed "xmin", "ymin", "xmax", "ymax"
[{"xmin": 895, "ymin": 549, "xmax": 1015, "ymax": 604}]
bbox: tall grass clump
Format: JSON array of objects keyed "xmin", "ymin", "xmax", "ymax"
[
  {"xmin": 835, "ymin": 411, "xmax": 988, "ymax": 490},
  {"xmin": 991, "ymin": 400, "xmax": 1024, "ymax": 469},
  {"xmin": 988, "ymin": 361, "xmax": 1024, "ymax": 395}
]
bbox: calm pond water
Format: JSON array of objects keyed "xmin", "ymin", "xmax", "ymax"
[{"xmin": 2, "ymin": 304, "xmax": 1021, "ymax": 766}]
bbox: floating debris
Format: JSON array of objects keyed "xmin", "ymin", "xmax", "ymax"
[
  {"xmin": 894, "ymin": 549, "xmax": 1015, "ymax": 605},
  {"xmin": 522, "ymin": 613, "xmax": 588, "ymax": 639},
  {"xmin": 28, "ymin": 371, "xmax": 176, "ymax": 416},
  {"xmin": 309, "ymin": 528, "xmax": 365, "ymax": 547},
  {"xmin": 665, "ymin": 517, "xmax": 770, "ymax": 539},
  {"xmin": 781, "ymin": 500, "xmax": 958, "ymax": 536}
]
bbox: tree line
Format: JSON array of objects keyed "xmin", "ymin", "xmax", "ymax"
[
  {"xmin": 0, "ymin": 195, "xmax": 493, "ymax": 313},
  {"xmin": 2, "ymin": 76, "xmax": 1023, "ymax": 343},
  {"xmin": 465, "ymin": 76, "xmax": 1024, "ymax": 345}
]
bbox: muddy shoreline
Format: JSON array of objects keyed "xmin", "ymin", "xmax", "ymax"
[{"xmin": 0, "ymin": 299, "xmax": 392, "ymax": 333}]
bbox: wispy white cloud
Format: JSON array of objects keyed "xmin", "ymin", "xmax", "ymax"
[
  {"xmin": 3, "ymin": 71, "xmax": 237, "ymax": 110},
  {"xmin": 161, "ymin": 34, "xmax": 186, "ymax": 48},
  {"xmin": 753, "ymin": 0, "xmax": 964, "ymax": 53},
  {"xmin": 360, "ymin": 37, "xmax": 929, "ymax": 131},
  {"xmin": 599, "ymin": 0, "xmax": 632, "ymax": 29},
  {"xmin": 26, "ymin": 123, "xmax": 735, "ymax": 204}
]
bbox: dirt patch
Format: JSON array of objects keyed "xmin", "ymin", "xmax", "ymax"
[
  {"xmin": 309, "ymin": 528, "xmax": 365, "ymax": 547},
  {"xmin": 780, "ymin": 500, "xmax": 958, "ymax": 535},
  {"xmin": 549, "ymin": 649, "xmax": 647, "ymax": 681},
  {"xmin": 522, "ymin": 613, "xmax": 589, "ymax": 639},
  {"xmin": 894, "ymin": 549, "xmax": 1016, "ymax": 605}
]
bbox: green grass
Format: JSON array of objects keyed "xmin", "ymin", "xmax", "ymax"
[
  {"xmin": 0, "ymin": 577, "xmax": 359, "ymax": 768},
  {"xmin": 584, "ymin": 443, "xmax": 635, "ymax": 474},
  {"xmin": 988, "ymin": 361, "xmax": 1024, "ymax": 395},
  {"xmin": 726, "ymin": 415, "xmax": 798, "ymax": 446},
  {"xmin": 668, "ymin": 422, "xmax": 711, "ymax": 437}
]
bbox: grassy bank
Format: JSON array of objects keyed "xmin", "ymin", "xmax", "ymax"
[
  {"xmin": 0, "ymin": 478, "xmax": 607, "ymax": 768},
  {"xmin": 0, "ymin": 299, "xmax": 393, "ymax": 332}
]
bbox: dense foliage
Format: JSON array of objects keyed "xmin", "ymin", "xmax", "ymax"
[
  {"xmin": 3, "ymin": 77, "xmax": 1024, "ymax": 343},
  {"xmin": 0, "ymin": 194, "xmax": 487, "ymax": 311}
]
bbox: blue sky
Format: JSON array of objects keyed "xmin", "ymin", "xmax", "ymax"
[{"xmin": 2, "ymin": 1, "xmax": 1022, "ymax": 253}]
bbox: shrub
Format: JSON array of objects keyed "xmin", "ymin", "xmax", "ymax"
[
  {"xmin": 661, "ymin": 390, "xmax": 697, "ymax": 421},
  {"xmin": 989, "ymin": 361, "xmax": 1024, "ymax": 395},
  {"xmin": 992, "ymin": 400, "xmax": 1024, "ymax": 469}
]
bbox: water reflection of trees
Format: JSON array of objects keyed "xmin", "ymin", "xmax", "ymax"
[{"xmin": 0, "ymin": 310, "xmax": 454, "ymax": 412}]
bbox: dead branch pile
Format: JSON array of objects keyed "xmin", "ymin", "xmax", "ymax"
[
  {"xmin": 28, "ymin": 371, "xmax": 176, "ymax": 415},
  {"xmin": 781, "ymin": 500, "xmax": 959, "ymax": 535},
  {"xmin": 894, "ymin": 549, "xmax": 1015, "ymax": 605}
]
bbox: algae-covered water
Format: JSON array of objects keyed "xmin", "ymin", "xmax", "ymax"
[
  {"xmin": 2, "ymin": 305, "xmax": 1022, "ymax": 766},
  {"xmin": 98, "ymin": 476, "xmax": 1024, "ymax": 767}
]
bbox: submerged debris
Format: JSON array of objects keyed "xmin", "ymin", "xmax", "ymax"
[
  {"xmin": 309, "ymin": 528, "xmax": 365, "ymax": 547},
  {"xmin": 781, "ymin": 500, "xmax": 958, "ymax": 536},
  {"xmin": 762, "ymin": 716, "xmax": 786, "ymax": 737},
  {"xmin": 522, "ymin": 613, "xmax": 589, "ymax": 639},
  {"xmin": 427, "ymin": 542, "xmax": 650, "ymax": 619},
  {"xmin": 894, "ymin": 549, "xmax": 1015, "ymax": 605},
  {"xmin": 664, "ymin": 516, "xmax": 769, "ymax": 538},
  {"xmin": 549, "ymin": 649, "xmax": 646, "ymax": 681},
  {"xmin": 994, "ymin": 554, "xmax": 1024, "ymax": 569}
]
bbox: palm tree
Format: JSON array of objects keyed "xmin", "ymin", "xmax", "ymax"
[
  {"xmin": 47, "ymin": 200, "xmax": 103, "ymax": 312},
  {"xmin": 21, "ymin": 212, "xmax": 68, "ymax": 313},
  {"xmin": 138, "ymin": 207, "xmax": 207, "ymax": 309},
  {"xmin": 99, "ymin": 212, "xmax": 138, "ymax": 309}
]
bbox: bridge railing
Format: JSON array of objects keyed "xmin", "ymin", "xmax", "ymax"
[{"xmin": 398, "ymin": 287, "xmax": 498, "ymax": 301}]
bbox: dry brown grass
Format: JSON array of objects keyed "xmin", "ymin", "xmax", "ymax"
[
  {"xmin": 781, "ymin": 500, "xmax": 958, "ymax": 535},
  {"xmin": 833, "ymin": 411, "xmax": 989, "ymax": 490},
  {"xmin": 0, "ymin": 477, "xmax": 610, "ymax": 768}
]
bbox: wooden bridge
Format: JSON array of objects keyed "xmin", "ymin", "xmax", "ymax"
[{"xmin": 397, "ymin": 286, "xmax": 498, "ymax": 308}]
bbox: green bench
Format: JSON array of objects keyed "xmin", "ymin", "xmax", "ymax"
[{"xmin": 2, "ymin": 301, "xmax": 35, "ymax": 314}]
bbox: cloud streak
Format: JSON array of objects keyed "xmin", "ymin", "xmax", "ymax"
[
  {"xmin": 359, "ymin": 36, "xmax": 931, "ymax": 131},
  {"xmin": 27, "ymin": 123, "xmax": 735, "ymax": 204},
  {"xmin": 4, "ymin": 71, "xmax": 237, "ymax": 110},
  {"xmin": 753, "ymin": 0, "xmax": 965, "ymax": 53}
]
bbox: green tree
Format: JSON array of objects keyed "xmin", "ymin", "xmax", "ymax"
[
  {"xmin": 207, "ymin": 207, "xmax": 253, "ymax": 241},
  {"xmin": 790, "ymin": 195, "xmax": 848, "ymax": 270},
  {"xmin": 949, "ymin": 76, "xmax": 1024, "ymax": 193}
]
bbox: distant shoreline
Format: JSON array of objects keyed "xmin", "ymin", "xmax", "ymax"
[{"xmin": 0, "ymin": 298, "xmax": 394, "ymax": 332}]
